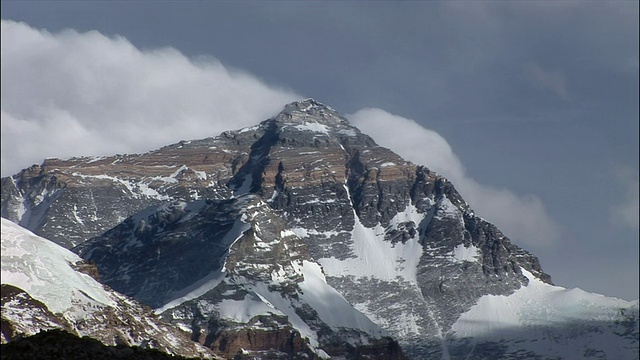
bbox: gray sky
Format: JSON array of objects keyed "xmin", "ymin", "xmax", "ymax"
[{"xmin": 1, "ymin": 1, "xmax": 638, "ymax": 300}]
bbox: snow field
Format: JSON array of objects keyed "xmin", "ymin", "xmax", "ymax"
[
  {"xmin": 1, "ymin": 218, "xmax": 116, "ymax": 313},
  {"xmin": 319, "ymin": 203, "xmax": 424, "ymax": 283},
  {"xmin": 451, "ymin": 268, "xmax": 637, "ymax": 337},
  {"xmin": 450, "ymin": 267, "xmax": 639, "ymax": 359}
]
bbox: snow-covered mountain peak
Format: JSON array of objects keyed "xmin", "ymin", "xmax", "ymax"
[
  {"xmin": 2, "ymin": 99, "xmax": 638, "ymax": 359},
  {"xmin": 281, "ymin": 98, "xmax": 341, "ymax": 118},
  {"xmin": 273, "ymin": 99, "xmax": 357, "ymax": 135}
]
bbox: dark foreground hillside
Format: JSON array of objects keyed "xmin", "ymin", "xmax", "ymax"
[{"xmin": 0, "ymin": 329, "xmax": 199, "ymax": 360}]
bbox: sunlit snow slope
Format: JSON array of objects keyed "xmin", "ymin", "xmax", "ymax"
[
  {"xmin": 1, "ymin": 218, "xmax": 115, "ymax": 313},
  {"xmin": 449, "ymin": 268, "xmax": 639, "ymax": 359},
  {"xmin": 0, "ymin": 218, "xmax": 214, "ymax": 358}
]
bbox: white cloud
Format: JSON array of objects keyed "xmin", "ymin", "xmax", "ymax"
[
  {"xmin": 1, "ymin": 20, "xmax": 562, "ymax": 251},
  {"xmin": 349, "ymin": 108, "xmax": 562, "ymax": 248},
  {"xmin": 1, "ymin": 20, "xmax": 299, "ymax": 176}
]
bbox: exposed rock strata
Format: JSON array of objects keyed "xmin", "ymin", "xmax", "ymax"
[{"xmin": 2, "ymin": 99, "xmax": 635, "ymax": 360}]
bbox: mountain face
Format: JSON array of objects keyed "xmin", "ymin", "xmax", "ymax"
[
  {"xmin": 0, "ymin": 218, "xmax": 216, "ymax": 359},
  {"xmin": 1, "ymin": 99, "xmax": 638, "ymax": 359},
  {"xmin": 73, "ymin": 194, "xmax": 403, "ymax": 359}
]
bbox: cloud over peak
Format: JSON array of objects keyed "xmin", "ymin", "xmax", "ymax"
[
  {"xmin": 350, "ymin": 108, "xmax": 562, "ymax": 249},
  {"xmin": 1, "ymin": 19, "xmax": 299, "ymax": 176},
  {"xmin": 1, "ymin": 19, "xmax": 561, "ymax": 252}
]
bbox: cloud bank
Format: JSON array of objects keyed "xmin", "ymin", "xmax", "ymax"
[
  {"xmin": 1, "ymin": 20, "xmax": 561, "ymax": 250},
  {"xmin": 350, "ymin": 108, "xmax": 562, "ymax": 248},
  {"xmin": 1, "ymin": 20, "xmax": 299, "ymax": 176}
]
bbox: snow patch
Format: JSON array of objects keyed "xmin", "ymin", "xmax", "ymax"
[
  {"xmin": 319, "ymin": 203, "xmax": 424, "ymax": 283},
  {"xmin": 338, "ymin": 129, "xmax": 357, "ymax": 137},
  {"xmin": 238, "ymin": 125, "xmax": 260, "ymax": 133},
  {"xmin": 193, "ymin": 170, "xmax": 207, "ymax": 180},
  {"xmin": 1, "ymin": 218, "xmax": 116, "ymax": 313},
  {"xmin": 297, "ymin": 261, "xmax": 385, "ymax": 337},
  {"xmin": 85, "ymin": 156, "xmax": 107, "ymax": 164},
  {"xmin": 293, "ymin": 122, "xmax": 329, "ymax": 134},
  {"xmin": 169, "ymin": 165, "xmax": 189, "ymax": 179},
  {"xmin": 217, "ymin": 292, "xmax": 283, "ymax": 323},
  {"xmin": 435, "ymin": 196, "xmax": 460, "ymax": 218},
  {"xmin": 71, "ymin": 173, "xmax": 170, "ymax": 201},
  {"xmin": 451, "ymin": 244, "xmax": 480, "ymax": 262}
]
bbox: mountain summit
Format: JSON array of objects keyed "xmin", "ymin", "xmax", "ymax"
[{"xmin": 2, "ymin": 100, "xmax": 638, "ymax": 359}]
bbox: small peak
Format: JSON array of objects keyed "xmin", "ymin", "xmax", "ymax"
[
  {"xmin": 282, "ymin": 98, "xmax": 334, "ymax": 114},
  {"xmin": 279, "ymin": 99, "xmax": 349, "ymax": 125}
]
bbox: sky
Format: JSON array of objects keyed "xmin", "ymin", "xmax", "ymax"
[{"xmin": 1, "ymin": 1, "xmax": 638, "ymax": 301}]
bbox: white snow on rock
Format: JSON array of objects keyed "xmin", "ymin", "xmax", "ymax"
[
  {"xmin": 338, "ymin": 129, "xmax": 357, "ymax": 137},
  {"xmin": 193, "ymin": 170, "xmax": 208, "ymax": 180},
  {"xmin": 238, "ymin": 124, "xmax": 261, "ymax": 133},
  {"xmin": 1, "ymin": 218, "xmax": 216, "ymax": 358},
  {"xmin": 7, "ymin": 180, "xmax": 63, "ymax": 231},
  {"xmin": 184, "ymin": 258, "xmax": 385, "ymax": 355},
  {"xmin": 71, "ymin": 172, "xmax": 170, "ymax": 200},
  {"xmin": 451, "ymin": 243, "xmax": 480, "ymax": 263},
  {"xmin": 450, "ymin": 267, "xmax": 639, "ymax": 359},
  {"xmin": 319, "ymin": 203, "xmax": 424, "ymax": 283},
  {"xmin": 1, "ymin": 218, "xmax": 115, "ymax": 313},
  {"xmin": 293, "ymin": 122, "xmax": 330, "ymax": 134},
  {"xmin": 452, "ymin": 268, "xmax": 636, "ymax": 336},
  {"xmin": 217, "ymin": 291, "xmax": 284, "ymax": 323},
  {"xmin": 297, "ymin": 260, "xmax": 386, "ymax": 337},
  {"xmin": 219, "ymin": 279, "xmax": 321, "ymax": 348},
  {"xmin": 434, "ymin": 196, "xmax": 461, "ymax": 220},
  {"xmin": 223, "ymin": 260, "xmax": 385, "ymax": 355}
]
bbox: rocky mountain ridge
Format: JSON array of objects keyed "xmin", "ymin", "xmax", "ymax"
[{"xmin": 2, "ymin": 99, "xmax": 638, "ymax": 359}]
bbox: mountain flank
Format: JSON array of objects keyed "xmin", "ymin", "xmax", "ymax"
[{"xmin": 2, "ymin": 99, "xmax": 638, "ymax": 359}]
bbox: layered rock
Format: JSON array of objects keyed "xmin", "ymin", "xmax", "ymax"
[
  {"xmin": 2, "ymin": 99, "xmax": 637, "ymax": 359},
  {"xmin": 76, "ymin": 194, "xmax": 406, "ymax": 359},
  {"xmin": 1, "ymin": 284, "xmax": 74, "ymax": 343}
]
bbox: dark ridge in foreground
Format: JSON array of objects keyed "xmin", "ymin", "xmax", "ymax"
[{"xmin": 0, "ymin": 329, "xmax": 201, "ymax": 360}]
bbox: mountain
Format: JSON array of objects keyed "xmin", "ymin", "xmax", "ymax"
[
  {"xmin": 1, "ymin": 99, "xmax": 638, "ymax": 359},
  {"xmin": 73, "ymin": 194, "xmax": 405, "ymax": 359},
  {"xmin": 0, "ymin": 218, "xmax": 216, "ymax": 359}
]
